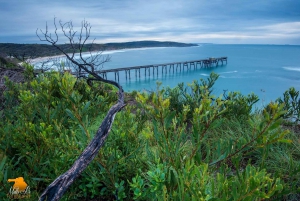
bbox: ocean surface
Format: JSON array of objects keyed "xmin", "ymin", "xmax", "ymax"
[
  {"xmin": 101, "ymin": 44, "xmax": 300, "ymax": 107},
  {"xmin": 35, "ymin": 44, "xmax": 300, "ymax": 107}
]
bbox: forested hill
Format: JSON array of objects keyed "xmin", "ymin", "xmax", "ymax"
[
  {"xmin": 103, "ymin": 41, "xmax": 197, "ymax": 49},
  {"xmin": 0, "ymin": 41, "xmax": 197, "ymax": 59}
]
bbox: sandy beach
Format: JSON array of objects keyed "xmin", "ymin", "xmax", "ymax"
[
  {"xmin": 29, "ymin": 46, "xmax": 171, "ymax": 65},
  {"xmin": 30, "ymin": 54, "xmax": 67, "ymax": 64}
]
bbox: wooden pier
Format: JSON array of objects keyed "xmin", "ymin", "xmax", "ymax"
[{"xmin": 75, "ymin": 57, "xmax": 227, "ymax": 82}]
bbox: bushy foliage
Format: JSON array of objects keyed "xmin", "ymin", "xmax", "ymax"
[
  {"xmin": 0, "ymin": 55, "xmax": 19, "ymax": 68},
  {"xmin": 0, "ymin": 69, "xmax": 299, "ymax": 200},
  {"xmin": 276, "ymin": 87, "xmax": 300, "ymax": 123},
  {"xmin": 0, "ymin": 70, "xmax": 117, "ymax": 200},
  {"xmin": 164, "ymin": 73, "xmax": 259, "ymax": 121},
  {"xmin": 164, "ymin": 72, "xmax": 219, "ymax": 119}
]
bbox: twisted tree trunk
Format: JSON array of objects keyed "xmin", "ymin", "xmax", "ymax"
[
  {"xmin": 36, "ymin": 19, "xmax": 127, "ymax": 200},
  {"xmin": 39, "ymin": 86, "xmax": 125, "ymax": 201}
]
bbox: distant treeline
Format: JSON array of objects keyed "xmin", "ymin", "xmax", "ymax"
[{"xmin": 0, "ymin": 41, "xmax": 198, "ymax": 59}]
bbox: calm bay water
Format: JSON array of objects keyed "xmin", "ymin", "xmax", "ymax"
[{"xmin": 101, "ymin": 44, "xmax": 300, "ymax": 106}]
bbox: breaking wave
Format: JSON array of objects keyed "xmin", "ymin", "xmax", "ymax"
[
  {"xmin": 283, "ymin": 67, "xmax": 300, "ymax": 72},
  {"xmin": 219, "ymin": 71, "xmax": 238, "ymax": 74}
]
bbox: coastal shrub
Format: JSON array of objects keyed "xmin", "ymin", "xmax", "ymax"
[
  {"xmin": 221, "ymin": 91, "xmax": 259, "ymax": 120},
  {"xmin": 0, "ymin": 70, "xmax": 117, "ymax": 199},
  {"xmin": 164, "ymin": 72, "xmax": 219, "ymax": 119},
  {"xmin": 276, "ymin": 87, "xmax": 300, "ymax": 123},
  {"xmin": 0, "ymin": 55, "xmax": 19, "ymax": 68},
  {"xmin": 131, "ymin": 82, "xmax": 290, "ymax": 200},
  {"xmin": 254, "ymin": 129, "xmax": 300, "ymax": 200},
  {"xmin": 0, "ymin": 70, "xmax": 298, "ymax": 200},
  {"xmin": 130, "ymin": 162, "xmax": 283, "ymax": 200},
  {"xmin": 164, "ymin": 72, "xmax": 259, "ymax": 122}
]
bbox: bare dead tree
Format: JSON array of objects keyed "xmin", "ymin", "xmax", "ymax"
[
  {"xmin": 36, "ymin": 18, "xmax": 125, "ymax": 201},
  {"xmin": 36, "ymin": 18, "xmax": 110, "ymax": 76}
]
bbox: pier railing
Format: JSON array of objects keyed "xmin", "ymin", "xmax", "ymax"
[{"xmin": 73, "ymin": 57, "xmax": 227, "ymax": 82}]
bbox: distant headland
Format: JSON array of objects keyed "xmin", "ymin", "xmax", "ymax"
[{"xmin": 0, "ymin": 41, "xmax": 198, "ymax": 59}]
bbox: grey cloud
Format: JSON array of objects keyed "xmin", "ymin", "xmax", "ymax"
[{"xmin": 0, "ymin": 0, "xmax": 300, "ymax": 44}]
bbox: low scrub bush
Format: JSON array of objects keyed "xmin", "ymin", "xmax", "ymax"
[
  {"xmin": 0, "ymin": 69, "xmax": 299, "ymax": 200},
  {"xmin": 277, "ymin": 87, "xmax": 300, "ymax": 123}
]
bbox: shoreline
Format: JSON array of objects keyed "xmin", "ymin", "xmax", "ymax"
[
  {"xmin": 30, "ymin": 46, "xmax": 193, "ymax": 65},
  {"xmin": 30, "ymin": 54, "xmax": 67, "ymax": 64}
]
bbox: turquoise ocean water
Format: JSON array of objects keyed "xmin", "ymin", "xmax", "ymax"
[{"xmin": 100, "ymin": 44, "xmax": 300, "ymax": 107}]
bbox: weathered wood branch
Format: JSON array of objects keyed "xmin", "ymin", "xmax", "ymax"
[
  {"xmin": 39, "ymin": 87, "xmax": 125, "ymax": 201},
  {"xmin": 37, "ymin": 18, "xmax": 126, "ymax": 200}
]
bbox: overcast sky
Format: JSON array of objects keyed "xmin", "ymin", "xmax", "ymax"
[{"xmin": 0, "ymin": 0, "xmax": 300, "ymax": 44}]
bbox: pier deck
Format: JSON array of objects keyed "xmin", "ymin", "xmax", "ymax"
[{"xmin": 74, "ymin": 57, "xmax": 227, "ymax": 82}]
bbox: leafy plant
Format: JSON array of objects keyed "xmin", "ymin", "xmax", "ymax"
[
  {"xmin": 277, "ymin": 87, "xmax": 300, "ymax": 123},
  {"xmin": 1, "ymin": 70, "xmax": 298, "ymax": 200}
]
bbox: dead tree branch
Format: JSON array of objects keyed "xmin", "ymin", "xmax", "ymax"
[
  {"xmin": 36, "ymin": 18, "xmax": 110, "ymax": 75},
  {"xmin": 37, "ymin": 18, "xmax": 125, "ymax": 201}
]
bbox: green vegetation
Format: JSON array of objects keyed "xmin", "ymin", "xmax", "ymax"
[
  {"xmin": 0, "ymin": 67, "xmax": 299, "ymax": 200},
  {"xmin": 277, "ymin": 87, "xmax": 300, "ymax": 123},
  {"xmin": 0, "ymin": 41, "xmax": 197, "ymax": 61},
  {"xmin": 0, "ymin": 54, "xmax": 19, "ymax": 68}
]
